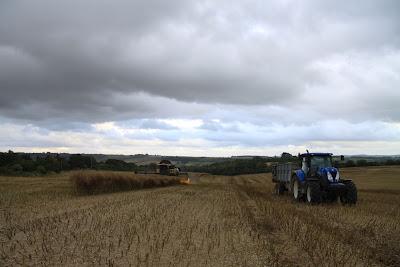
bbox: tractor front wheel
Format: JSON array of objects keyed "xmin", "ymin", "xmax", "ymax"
[
  {"xmin": 340, "ymin": 181, "xmax": 357, "ymax": 205},
  {"xmin": 306, "ymin": 182, "xmax": 322, "ymax": 204}
]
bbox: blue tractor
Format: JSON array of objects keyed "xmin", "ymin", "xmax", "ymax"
[{"xmin": 272, "ymin": 152, "xmax": 357, "ymax": 204}]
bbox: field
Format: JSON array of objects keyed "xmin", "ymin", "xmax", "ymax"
[{"xmin": 1, "ymin": 166, "xmax": 399, "ymax": 266}]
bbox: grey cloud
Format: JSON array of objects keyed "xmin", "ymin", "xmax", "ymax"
[
  {"xmin": 139, "ymin": 120, "xmax": 177, "ymax": 130},
  {"xmin": 198, "ymin": 120, "xmax": 400, "ymax": 147},
  {"xmin": 199, "ymin": 120, "xmax": 240, "ymax": 132},
  {"xmin": 1, "ymin": 0, "xmax": 400, "ymax": 125},
  {"xmin": 115, "ymin": 119, "xmax": 178, "ymax": 130}
]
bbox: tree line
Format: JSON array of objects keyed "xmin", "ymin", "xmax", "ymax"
[
  {"xmin": 0, "ymin": 151, "xmax": 138, "ymax": 176},
  {"xmin": 2, "ymin": 150, "xmax": 400, "ymax": 176},
  {"xmin": 183, "ymin": 154, "xmax": 400, "ymax": 176}
]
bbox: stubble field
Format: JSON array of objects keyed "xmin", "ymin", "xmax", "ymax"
[{"xmin": 1, "ymin": 166, "xmax": 399, "ymax": 266}]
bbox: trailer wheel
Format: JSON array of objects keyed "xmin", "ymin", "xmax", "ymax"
[
  {"xmin": 274, "ymin": 183, "xmax": 285, "ymax": 195},
  {"xmin": 306, "ymin": 182, "xmax": 321, "ymax": 204},
  {"xmin": 292, "ymin": 178, "xmax": 302, "ymax": 201},
  {"xmin": 340, "ymin": 181, "xmax": 357, "ymax": 205}
]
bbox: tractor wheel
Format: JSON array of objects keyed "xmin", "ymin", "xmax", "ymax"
[
  {"xmin": 291, "ymin": 178, "xmax": 303, "ymax": 201},
  {"xmin": 306, "ymin": 182, "xmax": 322, "ymax": 204},
  {"xmin": 340, "ymin": 181, "xmax": 357, "ymax": 205},
  {"xmin": 274, "ymin": 183, "xmax": 285, "ymax": 195}
]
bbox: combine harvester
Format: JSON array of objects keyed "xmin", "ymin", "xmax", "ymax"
[
  {"xmin": 137, "ymin": 159, "xmax": 190, "ymax": 185},
  {"xmin": 272, "ymin": 151, "xmax": 357, "ymax": 204},
  {"xmin": 157, "ymin": 160, "xmax": 191, "ymax": 185}
]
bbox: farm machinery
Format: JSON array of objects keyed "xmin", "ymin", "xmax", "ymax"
[
  {"xmin": 135, "ymin": 159, "xmax": 190, "ymax": 184},
  {"xmin": 157, "ymin": 160, "xmax": 181, "ymax": 176},
  {"xmin": 272, "ymin": 152, "xmax": 357, "ymax": 204},
  {"xmin": 157, "ymin": 160, "xmax": 190, "ymax": 184}
]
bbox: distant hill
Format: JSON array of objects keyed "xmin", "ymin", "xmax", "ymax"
[
  {"xmin": 7, "ymin": 151, "xmax": 400, "ymax": 167},
  {"xmin": 17, "ymin": 152, "xmax": 231, "ymax": 166}
]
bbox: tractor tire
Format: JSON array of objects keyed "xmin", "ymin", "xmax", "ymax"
[
  {"xmin": 274, "ymin": 183, "xmax": 285, "ymax": 195},
  {"xmin": 306, "ymin": 182, "xmax": 322, "ymax": 204},
  {"xmin": 291, "ymin": 178, "xmax": 303, "ymax": 201},
  {"xmin": 340, "ymin": 181, "xmax": 357, "ymax": 205}
]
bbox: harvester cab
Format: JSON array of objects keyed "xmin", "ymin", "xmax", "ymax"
[{"xmin": 272, "ymin": 152, "xmax": 357, "ymax": 204}]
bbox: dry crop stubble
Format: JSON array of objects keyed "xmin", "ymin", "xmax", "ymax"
[
  {"xmin": 1, "ymin": 172, "xmax": 269, "ymax": 265},
  {"xmin": 231, "ymin": 167, "xmax": 400, "ymax": 266},
  {"xmin": 0, "ymin": 166, "xmax": 399, "ymax": 266}
]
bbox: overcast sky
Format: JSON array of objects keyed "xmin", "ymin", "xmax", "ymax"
[{"xmin": 1, "ymin": 0, "xmax": 400, "ymax": 156}]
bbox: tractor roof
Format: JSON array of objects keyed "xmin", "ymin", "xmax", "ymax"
[{"xmin": 299, "ymin": 152, "xmax": 332, "ymax": 157}]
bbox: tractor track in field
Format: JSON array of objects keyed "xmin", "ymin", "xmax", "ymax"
[{"xmin": 231, "ymin": 175, "xmax": 304, "ymax": 266}]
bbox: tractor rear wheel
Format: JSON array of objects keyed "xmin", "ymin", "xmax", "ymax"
[
  {"xmin": 340, "ymin": 181, "xmax": 357, "ymax": 205},
  {"xmin": 306, "ymin": 182, "xmax": 322, "ymax": 204}
]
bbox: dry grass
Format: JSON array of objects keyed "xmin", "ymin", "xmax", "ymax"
[
  {"xmin": 0, "ymin": 166, "xmax": 399, "ymax": 266},
  {"xmin": 230, "ymin": 166, "xmax": 400, "ymax": 266},
  {"xmin": 70, "ymin": 171, "xmax": 182, "ymax": 194}
]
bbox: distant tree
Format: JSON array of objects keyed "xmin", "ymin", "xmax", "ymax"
[
  {"xmin": 185, "ymin": 157, "xmax": 268, "ymax": 176},
  {"xmin": 0, "ymin": 150, "xmax": 18, "ymax": 166},
  {"xmin": 11, "ymin": 164, "xmax": 23, "ymax": 172},
  {"xmin": 281, "ymin": 152, "xmax": 293, "ymax": 159},
  {"xmin": 101, "ymin": 159, "xmax": 136, "ymax": 171},
  {"xmin": 21, "ymin": 159, "xmax": 36, "ymax": 172},
  {"xmin": 356, "ymin": 159, "xmax": 368, "ymax": 167},
  {"xmin": 69, "ymin": 154, "xmax": 95, "ymax": 169},
  {"xmin": 345, "ymin": 160, "xmax": 356, "ymax": 167},
  {"xmin": 36, "ymin": 165, "xmax": 47, "ymax": 174}
]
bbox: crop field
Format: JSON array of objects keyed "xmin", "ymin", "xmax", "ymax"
[
  {"xmin": 1, "ymin": 166, "xmax": 399, "ymax": 266},
  {"xmin": 71, "ymin": 171, "xmax": 183, "ymax": 194}
]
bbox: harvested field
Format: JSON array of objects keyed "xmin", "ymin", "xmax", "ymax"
[{"xmin": 0, "ymin": 166, "xmax": 399, "ymax": 266}]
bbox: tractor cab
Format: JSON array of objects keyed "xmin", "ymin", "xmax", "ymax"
[{"xmin": 300, "ymin": 153, "xmax": 333, "ymax": 177}]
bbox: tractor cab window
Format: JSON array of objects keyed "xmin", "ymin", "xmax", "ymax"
[
  {"xmin": 310, "ymin": 156, "xmax": 332, "ymax": 169},
  {"xmin": 302, "ymin": 157, "xmax": 309, "ymax": 174}
]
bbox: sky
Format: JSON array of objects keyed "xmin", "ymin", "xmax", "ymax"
[{"xmin": 1, "ymin": 0, "xmax": 400, "ymax": 156}]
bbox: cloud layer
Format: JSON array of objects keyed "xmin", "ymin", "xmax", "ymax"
[{"xmin": 1, "ymin": 0, "xmax": 399, "ymax": 155}]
